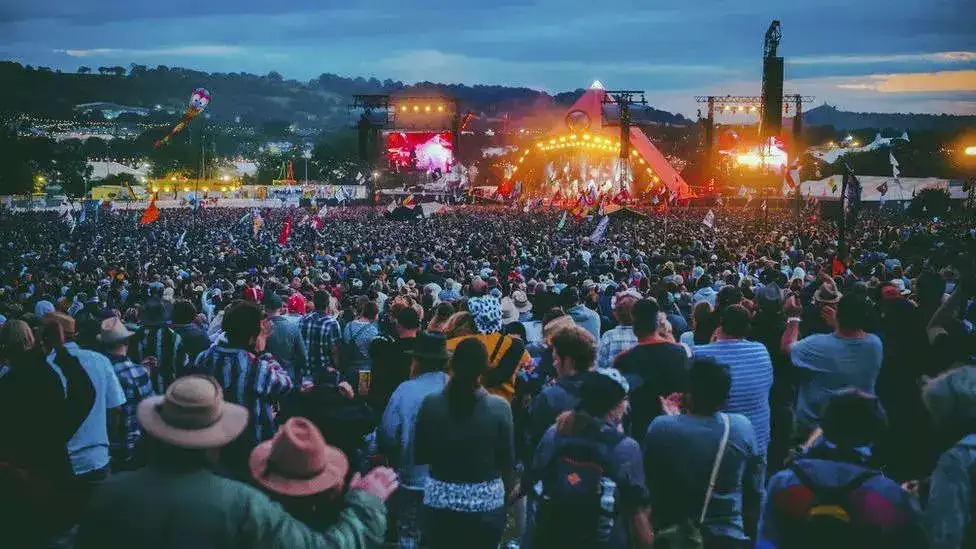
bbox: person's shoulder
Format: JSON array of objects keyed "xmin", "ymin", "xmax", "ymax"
[
  {"xmin": 484, "ymin": 392, "xmax": 512, "ymax": 411},
  {"xmin": 725, "ymin": 412, "xmax": 756, "ymax": 440}
]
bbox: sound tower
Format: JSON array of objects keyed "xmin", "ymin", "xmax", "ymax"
[{"xmin": 760, "ymin": 56, "xmax": 784, "ymax": 139}]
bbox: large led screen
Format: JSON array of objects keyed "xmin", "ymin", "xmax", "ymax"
[{"xmin": 384, "ymin": 131, "xmax": 454, "ymax": 173}]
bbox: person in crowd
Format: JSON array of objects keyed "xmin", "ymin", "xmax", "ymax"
[
  {"xmin": 45, "ymin": 312, "xmax": 126, "ymax": 500},
  {"xmin": 613, "ymin": 298, "xmax": 689, "ymax": 439},
  {"xmin": 368, "ymin": 305, "xmax": 421, "ymax": 414},
  {"xmin": 128, "ymin": 297, "xmax": 190, "ymax": 393},
  {"xmin": 644, "ymin": 357, "xmax": 763, "ymax": 548},
  {"xmin": 749, "ymin": 284, "xmax": 793, "ymax": 471},
  {"xmin": 528, "ymin": 325, "xmax": 596, "ymax": 451},
  {"xmin": 97, "ymin": 316, "xmax": 155, "ymax": 471},
  {"xmin": 442, "ymin": 310, "xmax": 477, "ymax": 339},
  {"xmin": 299, "ymin": 290, "xmax": 343, "ymax": 385},
  {"xmin": 414, "ymin": 338, "xmax": 516, "ymax": 549},
  {"xmin": 75, "ymin": 375, "xmax": 395, "ymax": 549},
  {"xmin": 694, "ymin": 304, "xmax": 774, "ymax": 462},
  {"xmin": 263, "ymin": 291, "xmax": 309, "ymax": 381},
  {"xmin": 193, "ymin": 300, "xmax": 296, "ymax": 477},
  {"xmin": 681, "ymin": 300, "xmax": 716, "ymax": 349},
  {"xmin": 169, "ymin": 299, "xmax": 210, "ymax": 363},
  {"xmin": 341, "ymin": 299, "xmax": 379, "ymax": 396},
  {"xmin": 920, "ymin": 365, "xmax": 976, "ymax": 549},
  {"xmin": 426, "ymin": 302, "xmax": 455, "ymax": 334},
  {"xmin": 799, "ymin": 281, "xmax": 841, "ymax": 338},
  {"xmin": 251, "ymin": 415, "xmax": 399, "ymax": 533},
  {"xmin": 379, "ymin": 333, "xmax": 452, "ymax": 548},
  {"xmin": 758, "ymin": 389, "xmax": 924, "ymax": 549},
  {"xmin": 512, "ymin": 290, "xmax": 533, "ymax": 323},
  {"xmin": 562, "ymin": 287, "xmax": 601, "ymax": 346},
  {"xmin": 528, "ymin": 367, "xmax": 653, "ymax": 549},
  {"xmin": 0, "ymin": 318, "xmax": 95, "ymax": 547},
  {"xmin": 445, "ymin": 295, "xmax": 532, "ymax": 403},
  {"xmin": 782, "ymin": 293, "xmax": 883, "ymax": 441},
  {"xmin": 597, "ymin": 293, "xmax": 638, "ymax": 369}
]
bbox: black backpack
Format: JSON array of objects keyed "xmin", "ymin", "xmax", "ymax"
[
  {"xmin": 785, "ymin": 461, "xmax": 880, "ymax": 549},
  {"xmin": 533, "ymin": 426, "xmax": 625, "ymax": 549}
]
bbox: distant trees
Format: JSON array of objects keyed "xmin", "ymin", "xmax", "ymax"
[
  {"xmin": 97, "ymin": 66, "xmax": 126, "ymax": 76},
  {"xmin": 77, "ymin": 66, "xmax": 91, "ymax": 74}
]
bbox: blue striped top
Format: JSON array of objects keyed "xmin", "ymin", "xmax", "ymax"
[{"xmin": 693, "ymin": 340, "xmax": 774, "ymax": 456}]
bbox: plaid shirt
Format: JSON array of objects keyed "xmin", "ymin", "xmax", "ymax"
[
  {"xmin": 193, "ymin": 345, "xmax": 294, "ymax": 445},
  {"xmin": 299, "ymin": 311, "xmax": 341, "ymax": 382},
  {"xmin": 597, "ymin": 325, "xmax": 638, "ymax": 369},
  {"xmin": 107, "ymin": 354, "xmax": 155, "ymax": 467},
  {"xmin": 128, "ymin": 325, "xmax": 190, "ymax": 394}
]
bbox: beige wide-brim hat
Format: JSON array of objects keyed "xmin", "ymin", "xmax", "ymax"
[
  {"xmin": 137, "ymin": 375, "xmax": 249, "ymax": 449},
  {"xmin": 249, "ymin": 417, "xmax": 349, "ymax": 497}
]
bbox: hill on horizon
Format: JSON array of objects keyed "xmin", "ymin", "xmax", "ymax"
[
  {"xmin": 0, "ymin": 61, "xmax": 690, "ymax": 130},
  {"xmin": 802, "ymin": 103, "xmax": 975, "ymax": 132}
]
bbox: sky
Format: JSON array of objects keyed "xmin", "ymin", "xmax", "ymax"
[{"xmin": 1, "ymin": 0, "xmax": 974, "ymax": 116}]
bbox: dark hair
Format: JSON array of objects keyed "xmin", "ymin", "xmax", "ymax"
[
  {"xmin": 171, "ymin": 299, "xmax": 197, "ymax": 324},
  {"xmin": 715, "ymin": 286, "xmax": 743, "ymax": 314},
  {"xmin": 692, "ymin": 301, "xmax": 715, "ymax": 345},
  {"xmin": 719, "ymin": 304, "xmax": 751, "ymax": 339},
  {"xmin": 578, "ymin": 370, "xmax": 626, "ymax": 418},
  {"xmin": 688, "ymin": 357, "xmax": 731, "ymax": 415},
  {"xmin": 821, "ymin": 388, "xmax": 888, "ymax": 447},
  {"xmin": 551, "ymin": 326, "xmax": 597, "ymax": 373},
  {"xmin": 395, "ymin": 306, "xmax": 421, "ymax": 330},
  {"xmin": 433, "ymin": 302, "xmax": 455, "ymax": 321},
  {"xmin": 836, "ymin": 294, "xmax": 871, "ymax": 332},
  {"xmin": 632, "ymin": 298, "xmax": 660, "ymax": 336},
  {"xmin": 313, "ymin": 290, "xmax": 331, "ymax": 311},
  {"xmin": 446, "ymin": 338, "xmax": 489, "ymax": 417},
  {"xmin": 222, "ymin": 301, "xmax": 263, "ymax": 348},
  {"xmin": 503, "ymin": 321, "xmax": 526, "ymax": 339},
  {"xmin": 561, "ymin": 287, "xmax": 581, "ymax": 307},
  {"xmin": 359, "ymin": 300, "xmax": 379, "ymax": 321}
]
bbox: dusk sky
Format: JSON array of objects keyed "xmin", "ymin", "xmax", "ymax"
[{"xmin": 2, "ymin": 0, "xmax": 973, "ymax": 116}]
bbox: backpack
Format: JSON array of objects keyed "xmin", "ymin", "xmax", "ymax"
[
  {"xmin": 785, "ymin": 461, "xmax": 880, "ymax": 549},
  {"xmin": 533, "ymin": 425, "xmax": 625, "ymax": 549}
]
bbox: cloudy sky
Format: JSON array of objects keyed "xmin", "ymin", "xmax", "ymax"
[{"xmin": 2, "ymin": 0, "xmax": 973, "ymax": 116}]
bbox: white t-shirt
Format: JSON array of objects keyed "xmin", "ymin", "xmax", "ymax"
[{"xmin": 48, "ymin": 342, "xmax": 126, "ymax": 474}]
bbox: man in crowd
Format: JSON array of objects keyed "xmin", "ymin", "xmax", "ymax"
[
  {"xmin": 97, "ymin": 316, "xmax": 155, "ymax": 471},
  {"xmin": 263, "ymin": 291, "xmax": 308, "ymax": 381},
  {"xmin": 597, "ymin": 292, "xmax": 638, "ymax": 369},
  {"xmin": 128, "ymin": 297, "xmax": 190, "ymax": 393},
  {"xmin": 562, "ymin": 287, "xmax": 601, "ymax": 346},
  {"xmin": 528, "ymin": 325, "xmax": 597, "ymax": 451},
  {"xmin": 781, "ymin": 293, "xmax": 883, "ymax": 440},
  {"xmin": 169, "ymin": 299, "xmax": 210, "ymax": 363},
  {"xmin": 369, "ymin": 305, "xmax": 421, "ymax": 414},
  {"xmin": 299, "ymin": 290, "xmax": 347, "ymax": 392},
  {"xmin": 613, "ymin": 298, "xmax": 689, "ymax": 439},
  {"xmin": 694, "ymin": 304, "xmax": 774, "ymax": 461}
]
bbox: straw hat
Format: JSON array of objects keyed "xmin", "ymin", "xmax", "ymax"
[
  {"xmin": 137, "ymin": 375, "xmax": 248, "ymax": 449},
  {"xmin": 512, "ymin": 290, "xmax": 532, "ymax": 313},
  {"xmin": 250, "ymin": 417, "xmax": 349, "ymax": 497},
  {"xmin": 97, "ymin": 316, "xmax": 135, "ymax": 345},
  {"xmin": 813, "ymin": 283, "xmax": 842, "ymax": 305}
]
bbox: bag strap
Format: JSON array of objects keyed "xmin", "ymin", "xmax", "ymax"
[
  {"xmin": 699, "ymin": 413, "xmax": 731, "ymax": 523},
  {"xmin": 488, "ymin": 334, "xmax": 507, "ymax": 363},
  {"xmin": 789, "ymin": 460, "xmax": 879, "ymax": 502}
]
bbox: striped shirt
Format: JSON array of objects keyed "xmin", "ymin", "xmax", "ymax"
[
  {"xmin": 193, "ymin": 345, "xmax": 295, "ymax": 445},
  {"xmin": 298, "ymin": 311, "xmax": 341, "ymax": 383},
  {"xmin": 128, "ymin": 325, "xmax": 190, "ymax": 394},
  {"xmin": 693, "ymin": 340, "xmax": 774, "ymax": 456},
  {"xmin": 106, "ymin": 354, "xmax": 155, "ymax": 468}
]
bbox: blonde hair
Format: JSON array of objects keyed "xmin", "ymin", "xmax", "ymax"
[
  {"xmin": 0, "ymin": 319, "xmax": 36, "ymax": 361},
  {"xmin": 443, "ymin": 311, "xmax": 477, "ymax": 339}
]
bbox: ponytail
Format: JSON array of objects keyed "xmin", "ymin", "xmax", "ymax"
[{"xmin": 446, "ymin": 338, "xmax": 489, "ymax": 418}]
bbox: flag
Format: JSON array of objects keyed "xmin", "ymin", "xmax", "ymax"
[
  {"xmin": 252, "ymin": 209, "xmax": 264, "ymax": 238},
  {"xmin": 523, "ymin": 201, "xmax": 531, "ymax": 213},
  {"xmin": 61, "ymin": 209, "xmax": 76, "ymax": 233},
  {"xmin": 386, "ymin": 201, "xmax": 396, "ymax": 213},
  {"xmin": 844, "ymin": 166, "xmax": 863, "ymax": 224},
  {"xmin": 890, "ymin": 151, "xmax": 900, "ymax": 179},
  {"xmin": 876, "ymin": 182, "xmax": 889, "ymax": 196},
  {"xmin": 701, "ymin": 209, "xmax": 715, "ymax": 228},
  {"xmin": 78, "ymin": 205, "xmax": 86, "ymax": 225},
  {"xmin": 829, "ymin": 177, "xmax": 838, "ymax": 194},
  {"xmin": 139, "ymin": 197, "xmax": 160, "ymax": 225},
  {"xmin": 760, "ymin": 200, "xmax": 767, "ymax": 212},
  {"xmin": 590, "ymin": 215, "xmax": 610, "ymax": 243},
  {"xmin": 402, "ymin": 194, "xmax": 416, "ymax": 208},
  {"xmin": 783, "ymin": 160, "xmax": 799, "ymax": 189},
  {"xmin": 556, "ymin": 210, "xmax": 567, "ymax": 231},
  {"xmin": 832, "ymin": 257, "xmax": 846, "ymax": 277},
  {"xmin": 176, "ymin": 229, "xmax": 187, "ymax": 249},
  {"xmin": 278, "ymin": 216, "xmax": 293, "ymax": 245}
]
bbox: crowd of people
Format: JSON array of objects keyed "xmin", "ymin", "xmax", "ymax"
[{"xmin": 0, "ymin": 202, "xmax": 974, "ymax": 549}]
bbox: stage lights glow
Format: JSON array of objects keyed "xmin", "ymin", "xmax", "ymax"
[{"xmin": 393, "ymin": 103, "xmax": 448, "ymax": 115}]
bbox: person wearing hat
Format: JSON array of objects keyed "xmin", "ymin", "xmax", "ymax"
[
  {"xmin": 97, "ymin": 316, "xmax": 155, "ymax": 471},
  {"xmin": 758, "ymin": 389, "xmax": 924, "ymax": 549},
  {"xmin": 527, "ymin": 367, "xmax": 653, "ymax": 549},
  {"xmin": 379, "ymin": 333, "xmax": 452, "ymax": 547},
  {"xmin": 511, "ymin": 290, "xmax": 532, "ymax": 322},
  {"xmin": 128, "ymin": 297, "xmax": 191, "ymax": 394},
  {"xmin": 782, "ymin": 294, "xmax": 883, "ymax": 441},
  {"xmin": 263, "ymin": 292, "xmax": 308, "ymax": 382},
  {"xmin": 445, "ymin": 295, "xmax": 532, "ymax": 404},
  {"xmin": 644, "ymin": 356, "xmax": 763, "ymax": 548},
  {"xmin": 75, "ymin": 376, "xmax": 395, "ymax": 549}
]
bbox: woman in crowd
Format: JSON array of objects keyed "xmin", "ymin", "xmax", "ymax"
[
  {"xmin": 681, "ymin": 301, "xmax": 715, "ymax": 348},
  {"xmin": 414, "ymin": 337, "xmax": 516, "ymax": 549},
  {"xmin": 426, "ymin": 302, "xmax": 456, "ymax": 334}
]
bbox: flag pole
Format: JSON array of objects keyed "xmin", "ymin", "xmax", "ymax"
[{"xmin": 837, "ymin": 165, "xmax": 850, "ymax": 266}]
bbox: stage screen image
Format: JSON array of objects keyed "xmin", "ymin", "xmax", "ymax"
[{"xmin": 384, "ymin": 131, "xmax": 454, "ymax": 173}]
